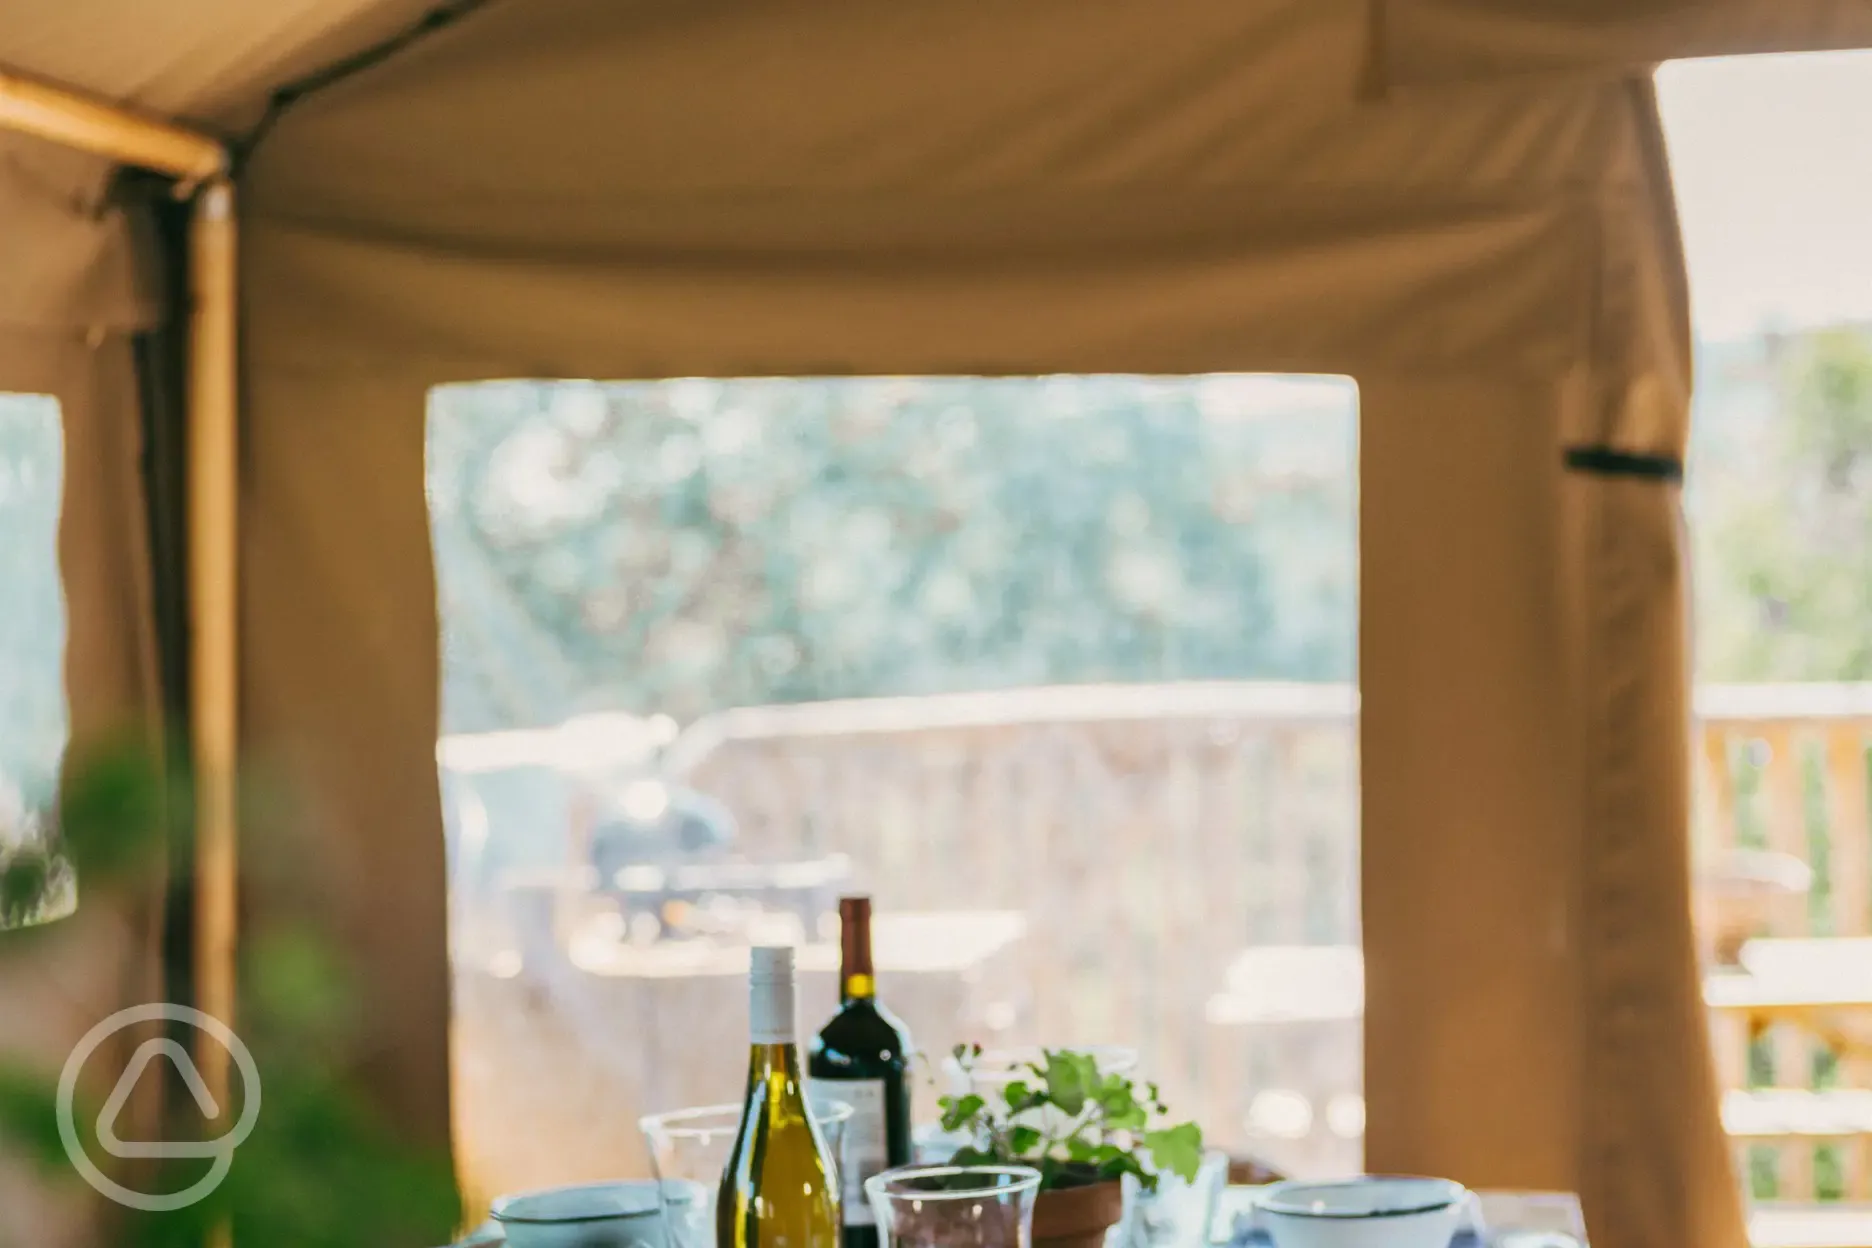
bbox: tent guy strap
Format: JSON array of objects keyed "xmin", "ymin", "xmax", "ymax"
[{"xmin": 1563, "ymin": 446, "xmax": 1685, "ymax": 484}]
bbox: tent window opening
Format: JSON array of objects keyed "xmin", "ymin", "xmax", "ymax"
[
  {"xmin": 1660, "ymin": 50, "xmax": 1872, "ymax": 1226},
  {"xmin": 0, "ymin": 393, "xmax": 69, "ymax": 929},
  {"xmin": 425, "ymin": 374, "xmax": 1360, "ymax": 1207}
]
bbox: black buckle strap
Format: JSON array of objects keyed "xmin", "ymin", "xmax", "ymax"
[{"xmin": 1563, "ymin": 446, "xmax": 1683, "ymax": 483}]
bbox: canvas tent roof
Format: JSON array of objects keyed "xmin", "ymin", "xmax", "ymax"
[
  {"xmin": 3, "ymin": 0, "xmax": 1871, "ymax": 336},
  {"xmin": 0, "ymin": 0, "xmax": 439, "ymax": 125},
  {"xmin": 3, "ymin": 4, "xmax": 1871, "ymax": 1247},
  {"xmin": 1, "ymin": 0, "xmax": 1871, "ymax": 122}
]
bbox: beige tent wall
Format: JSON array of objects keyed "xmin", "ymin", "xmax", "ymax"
[
  {"xmin": 1360, "ymin": 370, "xmax": 1584, "ymax": 1189},
  {"xmin": 0, "ymin": 133, "xmax": 165, "ymax": 1248},
  {"xmin": 238, "ymin": 366, "xmax": 454, "ymax": 1146},
  {"xmin": 1379, "ymin": 0, "xmax": 1872, "ymax": 87},
  {"xmin": 237, "ymin": 2, "xmax": 1736, "ymax": 1245}
]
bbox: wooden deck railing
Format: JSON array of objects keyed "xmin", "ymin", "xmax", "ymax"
[
  {"xmin": 445, "ymin": 680, "xmax": 1872, "ymax": 1210},
  {"xmin": 667, "ymin": 682, "xmax": 1364, "ymax": 1177},
  {"xmin": 1698, "ymin": 685, "xmax": 1872, "ymax": 1208},
  {"xmin": 666, "ymin": 681, "xmax": 1872, "ymax": 1188}
]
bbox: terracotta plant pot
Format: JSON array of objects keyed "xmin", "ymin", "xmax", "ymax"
[{"xmin": 1031, "ymin": 1179, "xmax": 1124, "ymax": 1248}]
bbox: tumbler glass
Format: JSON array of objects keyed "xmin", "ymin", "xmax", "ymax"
[{"xmin": 865, "ymin": 1164, "xmax": 1043, "ymax": 1248}]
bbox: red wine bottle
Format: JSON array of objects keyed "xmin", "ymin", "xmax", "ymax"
[{"xmin": 808, "ymin": 897, "xmax": 914, "ymax": 1248}]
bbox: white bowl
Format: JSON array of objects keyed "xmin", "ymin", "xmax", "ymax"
[
  {"xmin": 1257, "ymin": 1177, "xmax": 1468, "ymax": 1248},
  {"xmin": 490, "ymin": 1180, "xmax": 670, "ymax": 1248}
]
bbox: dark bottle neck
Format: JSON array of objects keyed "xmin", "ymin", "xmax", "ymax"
[{"xmin": 840, "ymin": 896, "xmax": 875, "ymax": 1003}]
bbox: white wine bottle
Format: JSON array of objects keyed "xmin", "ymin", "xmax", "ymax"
[{"xmin": 719, "ymin": 946, "xmax": 842, "ymax": 1248}]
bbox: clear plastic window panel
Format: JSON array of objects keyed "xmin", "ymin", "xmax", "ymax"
[{"xmin": 427, "ymin": 376, "xmax": 1360, "ymax": 1203}]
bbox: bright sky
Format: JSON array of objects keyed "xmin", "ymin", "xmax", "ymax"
[{"xmin": 1658, "ymin": 51, "xmax": 1872, "ymax": 341}]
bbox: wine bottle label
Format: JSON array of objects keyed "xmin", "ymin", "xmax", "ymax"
[{"xmin": 814, "ymin": 1079, "xmax": 886, "ymax": 1227}]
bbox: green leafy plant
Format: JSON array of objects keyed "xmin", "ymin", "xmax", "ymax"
[{"xmin": 937, "ymin": 1045, "xmax": 1203, "ymax": 1193}]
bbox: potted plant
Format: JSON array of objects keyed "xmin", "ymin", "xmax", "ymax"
[{"xmin": 937, "ymin": 1046, "xmax": 1204, "ymax": 1248}]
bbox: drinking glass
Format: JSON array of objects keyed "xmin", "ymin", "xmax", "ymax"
[
  {"xmin": 1483, "ymin": 1190, "xmax": 1588, "ymax": 1246},
  {"xmin": 639, "ymin": 1100, "xmax": 853, "ymax": 1248},
  {"xmin": 1121, "ymin": 1148, "xmax": 1228, "ymax": 1247},
  {"xmin": 865, "ymin": 1164, "xmax": 1043, "ymax": 1248}
]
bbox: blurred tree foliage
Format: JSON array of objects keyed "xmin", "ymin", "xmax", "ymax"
[
  {"xmin": 1693, "ymin": 329, "xmax": 1872, "ymax": 681},
  {"xmin": 0, "ymin": 396, "xmax": 64, "ymax": 804},
  {"xmin": 0, "ymin": 344, "xmax": 1860, "ymax": 773},
  {"xmin": 428, "ymin": 376, "xmax": 1358, "ymax": 732},
  {"xmin": 0, "ymin": 350, "xmax": 1857, "ymax": 764}
]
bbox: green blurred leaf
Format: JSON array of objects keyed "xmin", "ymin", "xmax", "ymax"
[
  {"xmin": 1007, "ymin": 1125, "xmax": 1042, "ymax": 1157},
  {"xmin": 224, "ymin": 1058, "xmax": 460, "ymax": 1247},
  {"xmin": 1142, "ymin": 1122, "xmax": 1204, "ymax": 1183},
  {"xmin": 57, "ymin": 738, "xmax": 171, "ymax": 883},
  {"xmin": 0, "ymin": 1062, "xmax": 71, "ymax": 1170},
  {"xmin": 1041, "ymin": 1050, "xmax": 1094, "ymax": 1116},
  {"xmin": 939, "ymin": 1094, "xmax": 984, "ymax": 1134},
  {"xmin": 1092, "ymin": 1143, "xmax": 1148, "ymax": 1186},
  {"xmin": 0, "ymin": 850, "xmax": 52, "ymax": 926},
  {"xmin": 1103, "ymin": 1102, "xmax": 1147, "ymax": 1132},
  {"xmin": 245, "ymin": 926, "xmax": 354, "ymax": 1041},
  {"xmin": 1095, "ymin": 1072, "xmax": 1145, "ymax": 1129},
  {"xmin": 1095, "ymin": 1074, "xmax": 1132, "ymax": 1110}
]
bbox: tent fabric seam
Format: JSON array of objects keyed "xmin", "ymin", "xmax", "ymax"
[{"xmin": 234, "ymin": 0, "xmax": 495, "ymax": 172}]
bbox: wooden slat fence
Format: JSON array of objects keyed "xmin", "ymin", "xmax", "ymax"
[{"xmin": 1699, "ymin": 685, "xmax": 1872, "ymax": 1210}]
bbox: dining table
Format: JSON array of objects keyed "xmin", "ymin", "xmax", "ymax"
[{"xmin": 451, "ymin": 1186, "xmax": 1588, "ymax": 1247}]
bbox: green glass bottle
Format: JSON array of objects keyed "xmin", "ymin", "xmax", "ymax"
[{"xmin": 719, "ymin": 946, "xmax": 841, "ymax": 1248}]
